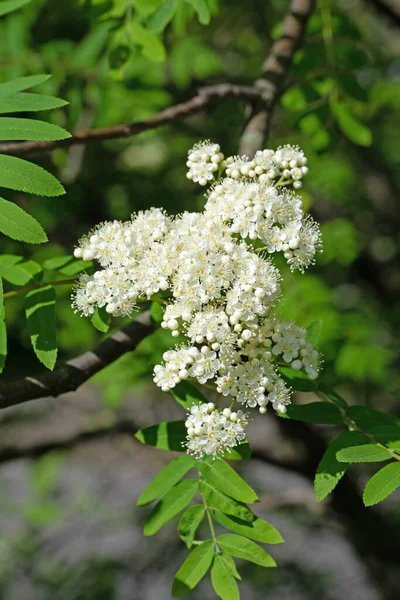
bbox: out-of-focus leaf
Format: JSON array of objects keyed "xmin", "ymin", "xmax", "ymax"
[
  {"xmin": 0, "ymin": 0, "xmax": 30, "ymax": 17},
  {"xmin": 148, "ymin": 0, "xmax": 180, "ymax": 33},
  {"xmin": 332, "ymin": 101, "xmax": 372, "ymax": 146},
  {"xmin": 185, "ymin": 0, "xmax": 210, "ymax": 24},
  {"xmin": 0, "ymin": 74, "xmax": 50, "ymax": 93}
]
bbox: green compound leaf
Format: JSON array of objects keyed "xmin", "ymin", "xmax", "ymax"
[
  {"xmin": 0, "ymin": 92, "xmax": 67, "ymax": 114},
  {"xmin": 211, "ymin": 553, "xmax": 240, "ymax": 600},
  {"xmin": 170, "ymin": 380, "xmax": 207, "ymax": 410},
  {"xmin": 172, "ymin": 540, "xmax": 214, "ymax": 596},
  {"xmin": 199, "ymin": 480, "xmax": 253, "ymax": 521},
  {"xmin": 198, "ymin": 458, "xmax": 258, "ymax": 504},
  {"xmin": 0, "ymin": 117, "xmax": 70, "ymax": 141},
  {"xmin": 281, "ymin": 402, "xmax": 343, "ymax": 425},
  {"xmin": 0, "ymin": 155, "xmax": 64, "ymax": 196},
  {"xmin": 217, "ymin": 534, "xmax": 276, "ymax": 567},
  {"xmin": 178, "ymin": 504, "xmax": 206, "ymax": 548},
  {"xmin": 314, "ymin": 431, "xmax": 368, "ymax": 501},
  {"xmin": 143, "ymin": 478, "xmax": 198, "ymax": 536},
  {"xmin": 0, "ymin": 0, "xmax": 30, "ymax": 17},
  {"xmin": 148, "ymin": 0, "xmax": 179, "ymax": 33},
  {"xmin": 363, "ymin": 462, "xmax": 400, "ymax": 506},
  {"xmin": 211, "ymin": 510, "xmax": 283, "ymax": 544},
  {"xmin": 336, "ymin": 444, "xmax": 392, "ymax": 463},
  {"xmin": 90, "ymin": 306, "xmax": 111, "ymax": 333},
  {"xmin": 25, "ymin": 285, "xmax": 57, "ymax": 370},
  {"xmin": 0, "ymin": 74, "xmax": 51, "ymax": 93},
  {"xmin": 137, "ymin": 455, "xmax": 196, "ymax": 507},
  {"xmin": 135, "ymin": 421, "xmax": 187, "ymax": 452},
  {"xmin": 0, "ymin": 197, "xmax": 47, "ymax": 243},
  {"xmin": 332, "ymin": 101, "xmax": 372, "ymax": 147}
]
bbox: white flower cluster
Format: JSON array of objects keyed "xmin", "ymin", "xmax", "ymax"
[
  {"xmin": 72, "ymin": 140, "xmax": 322, "ymax": 459},
  {"xmin": 185, "ymin": 402, "xmax": 248, "ymax": 459}
]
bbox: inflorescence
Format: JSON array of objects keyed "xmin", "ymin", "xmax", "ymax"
[{"xmin": 72, "ymin": 141, "xmax": 322, "ymax": 459}]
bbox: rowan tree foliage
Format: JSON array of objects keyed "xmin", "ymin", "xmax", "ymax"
[{"xmin": 0, "ymin": 0, "xmax": 399, "ymax": 598}]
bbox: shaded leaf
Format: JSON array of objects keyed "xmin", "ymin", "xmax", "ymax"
[
  {"xmin": 25, "ymin": 285, "xmax": 57, "ymax": 370},
  {"xmin": 172, "ymin": 540, "xmax": 214, "ymax": 596},
  {"xmin": 0, "ymin": 155, "xmax": 64, "ymax": 196},
  {"xmin": 223, "ymin": 442, "xmax": 252, "ymax": 461},
  {"xmin": 281, "ymin": 402, "xmax": 343, "ymax": 425},
  {"xmin": 137, "ymin": 455, "xmax": 196, "ymax": 506},
  {"xmin": 135, "ymin": 421, "xmax": 187, "ymax": 452},
  {"xmin": 198, "ymin": 458, "xmax": 258, "ymax": 503},
  {"xmin": 0, "ymin": 0, "xmax": 30, "ymax": 17},
  {"xmin": 91, "ymin": 306, "xmax": 111, "ymax": 333},
  {"xmin": 279, "ymin": 367, "xmax": 317, "ymax": 392},
  {"xmin": 217, "ymin": 534, "xmax": 276, "ymax": 567},
  {"xmin": 0, "ymin": 197, "xmax": 47, "ymax": 243},
  {"xmin": 170, "ymin": 380, "xmax": 206, "ymax": 410},
  {"xmin": 332, "ymin": 101, "xmax": 372, "ymax": 146},
  {"xmin": 178, "ymin": 504, "xmax": 205, "ymax": 548},
  {"xmin": 0, "ymin": 294, "xmax": 6, "ymax": 373},
  {"xmin": 211, "ymin": 510, "xmax": 283, "ymax": 544},
  {"xmin": 144, "ymin": 478, "xmax": 198, "ymax": 536},
  {"xmin": 363, "ymin": 462, "xmax": 400, "ymax": 506}
]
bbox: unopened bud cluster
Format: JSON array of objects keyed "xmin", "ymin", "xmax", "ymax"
[{"xmin": 72, "ymin": 141, "xmax": 322, "ymax": 459}]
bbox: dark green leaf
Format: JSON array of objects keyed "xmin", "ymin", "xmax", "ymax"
[
  {"xmin": 25, "ymin": 285, "xmax": 57, "ymax": 370},
  {"xmin": 318, "ymin": 388, "xmax": 348, "ymax": 410},
  {"xmin": 144, "ymin": 478, "xmax": 198, "ymax": 536},
  {"xmin": 178, "ymin": 504, "xmax": 205, "ymax": 548},
  {"xmin": 170, "ymin": 380, "xmax": 207, "ymax": 409},
  {"xmin": 332, "ymin": 101, "xmax": 372, "ymax": 147},
  {"xmin": 0, "ymin": 0, "xmax": 30, "ymax": 17},
  {"xmin": 198, "ymin": 458, "xmax": 258, "ymax": 503},
  {"xmin": 363, "ymin": 462, "xmax": 400, "ymax": 506},
  {"xmin": 0, "ymin": 197, "xmax": 47, "ymax": 243},
  {"xmin": 0, "ymin": 118, "xmax": 70, "ymax": 141},
  {"xmin": 336, "ymin": 444, "xmax": 392, "ymax": 463},
  {"xmin": 223, "ymin": 441, "xmax": 252, "ymax": 461},
  {"xmin": 91, "ymin": 306, "xmax": 111, "ymax": 333},
  {"xmin": 314, "ymin": 431, "xmax": 368, "ymax": 501},
  {"xmin": 279, "ymin": 367, "xmax": 317, "ymax": 392},
  {"xmin": 0, "ymin": 298, "xmax": 6, "ymax": 374},
  {"xmin": 211, "ymin": 553, "xmax": 240, "ymax": 600},
  {"xmin": 148, "ymin": 0, "xmax": 179, "ymax": 33},
  {"xmin": 135, "ymin": 421, "xmax": 186, "ymax": 452},
  {"xmin": 0, "ymin": 92, "xmax": 67, "ymax": 114},
  {"xmin": 0, "ymin": 74, "xmax": 51, "ymax": 94},
  {"xmin": 282, "ymin": 402, "xmax": 343, "ymax": 425},
  {"xmin": 137, "ymin": 455, "xmax": 196, "ymax": 506},
  {"xmin": 0, "ymin": 155, "xmax": 64, "ymax": 196},
  {"xmin": 172, "ymin": 540, "xmax": 214, "ymax": 596},
  {"xmin": 199, "ymin": 480, "xmax": 253, "ymax": 521},
  {"xmin": 211, "ymin": 510, "xmax": 283, "ymax": 544},
  {"xmin": 338, "ymin": 75, "xmax": 368, "ymax": 103},
  {"xmin": 217, "ymin": 534, "xmax": 276, "ymax": 567}
]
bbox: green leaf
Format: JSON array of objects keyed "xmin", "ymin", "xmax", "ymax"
[
  {"xmin": 223, "ymin": 442, "xmax": 252, "ymax": 461},
  {"xmin": 217, "ymin": 552, "xmax": 241, "ymax": 580},
  {"xmin": 0, "ymin": 74, "xmax": 51, "ymax": 94},
  {"xmin": 148, "ymin": 0, "xmax": 179, "ymax": 33},
  {"xmin": 0, "ymin": 197, "xmax": 47, "ymax": 243},
  {"xmin": 25, "ymin": 285, "xmax": 57, "ymax": 370},
  {"xmin": 185, "ymin": 0, "xmax": 210, "ymax": 24},
  {"xmin": 172, "ymin": 540, "xmax": 214, "ymax": 596},
  {"xmin": 282, "ymin": 402, "xmax": 343, "ymax": 425},
  {"xmin": 178, "ymin": 504, "xmax": 205, "ymax": 548},
  {"xmin": 137, "ymin": 455, "xmax": 196, "ymax": 506},
  {"xmin": 150, "ymin": 300, "xmax": 164, "ymax": 323},
  {"xmin": 170, "ymin": 380, "xmax": 207, "ymax": 410},
  {"xmin": 58, "ymin": 259, "xmax": 92, "ymax": 275},
  {"xmin": 0, "ymin": 92, "xmax": 68, "ymax": 114},
  {"xmin": 279, "ymin": 367, "xmax": 317, "ymax": 392},
  {"xmin": 211, "ymin": 554, "xmax": 240, "ymax": 600},
  {"xmin": 306, "ymin": 320, "xmax": 321, "ymax": 345},
  {"xmin": 0, "ymin": 295, "xmax": 6, "ymax": 374},
  {"xmin": 318, "ymin": 388, "xmax": 348, "ymax": 410},
  {"xmin": 336, "ymin": 444, "xmax": 392, "ymax": 463},
  {"xmin": 0, "ymin": 155, "xmax": 64, "ymax": 197},
  {"xmin": 314, "ymin": 431, "xmax": 368, "ymax": 501},
  {"xmin": 144, "ymin": 478, "xmax": 198, "ymax": 536},
  {"xmin": 217, "ymin": 534, "xmax": 276, "ymax": 567},
  {"xmin": 0, "ymin": 259, "xmax": 42, "ymax": 285},
  {"xmin": 332, "ymin": 101, "xmax": 372, "ymax": 147},
  {"xmin": 43, "ymin": 255, "xmax": 74, "ymax": 271},
  {"xmin": 0, "ymin": 254, "xmax": 22, "ymax": 267},
  {"xmin": 199, "ymin": 480, "xmax": 253, "ymax": 521},
  {"xmin": 130, "ymin": 21, "xmax": 166, "ymax": 62},
  {"xmin": 211, "ymin": 510, "xmax": 283, "ymax": 544},
  {"xmin": 0, "ymin": 0, "xmax": 30, "ymax": 17},
  {"xmin": 197, "ymin": 458, "xmax": 258, "ymax": 504},
  {"xmin": 363, "ymin": 462, "xmax": 400, "ymax": 506},
  {"xmin": 90, "ymin": 306, "xmax": 111, "ymax": 333},
  {"xmin": 0, "ymin": 118, "xmax": 70, "ymax": 141},
  {"xmin": 135, "ymin": 421, "xmax": 187, "ymax": 452}
]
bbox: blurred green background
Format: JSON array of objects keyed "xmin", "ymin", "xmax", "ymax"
[{"xmin": 0, "ymin": 0, "xmax": 399, "ymax": 598}]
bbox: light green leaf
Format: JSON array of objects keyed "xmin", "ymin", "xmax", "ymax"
[
  {"xmin": 223, "ymin": 442, "xmax": 252, "ymax": 461},
  {"xmin": 43, "ymin": 255, "xmax": 74, "ymax": 271},
  {"xmin": 217, "ymin": 552, "xmax": 241, "ymax": 580},
  {"xmin": 211, "ymin": 510, "xmax": 283, "ymax": 544},
  {"xmin": 336, "ymin": 444, "xmax": 392, "ymax": 463},
  {"xmin": 135, "ymin": 421, "xmax": 187, "ymax": 452},
  {"xmin": 178, "ymin": 504, "xmax": 206, "ymax": 548},
  {"xmin": 281, "ymin": 402, "xmax": 343, "ymax": 425},
  {"xmin": 0, "ymin": 197, "xmax": 47, "ymax": 243},
  {"xmin": 150, "ymin": 300, "xmax": 164, "ymax": 323},
  {"xmin": 172, "ymin": 540, "xmax": 214, "ymax": 596},
  {"xmin": 306, "ymin": 320, "xmax": 321, "ymax": 345},
  {"xmin": 0, "ymin": 74, "xmax": 51, "ymax": 94},
  {"xmin": 198, "ymin": 458, "xmax": 258, "ymax": 504},
  {"xmin": 332, "ymin": 101, "xmax": 372, "ymax": 146},
  {"xmin": 170, "ymin": 380, "xmax": 207, "ymax": 409},
  {"xmin": 0, "ymin": 259, "xmax": 42, "ymax": 285},
  {"xmin": 0, "ymin": 92, "xmax": 67, "ymax": 114},
  {"xmin": 0, "ymin": 155, "xmax": 64, "ymax": 196},
  {"xmin": 144, "ymin": 478, "xmax": 198, "ymax": 536},
  {"xmin": 137, "ymin": 455, "xmax": 196, "ymax": 506},
  {"xmin": 130, "ymin": 21, "xmax": 166, "ymax": 62},
  {"xmin": 148, "ymin": 0, "xmax": 179, "ymax": 33},
  {"xmin": 0, "ymin": 254, "xmax": 22, "ymax": 267},
  {"xmin": 363, "ymin": 462, "xmax": 400, "ymax": 506},
  {"xmin": 25, "ymin": 285, "xmax": 57, "ymax": 370},
  {"xmin": 211, "ymin": 554, "xmax": 240, "ymax": 600},
  {"xmin": 90, "ymin": 306, "xmax": 111, "ymax": 333},
  {"xmin": 185, "ymin": 0, "xmax": 210, "ymax": 24},
  {"xmin": 58, "ymin": 259, "xmax": 92, "ymax": 275},
  {"xmin": 0, "ymin": 0, "xmax": 30, "ymax": 17},
  {"xmin": 199, "ymin": 480, "xmax": 253, "ymax": 521},
  {"xmin": 217, "ymin": 534, "xmax": 276, "ymax": 567},
  {"xmin": 0, "ymin": 118, "xmax": 70, "ymax": 141},
  {"xmin": 314, "ymin": 431, "xmax": 368, "ymax": 501}
]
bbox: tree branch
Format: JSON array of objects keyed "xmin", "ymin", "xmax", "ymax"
[
  {"xmin": 0, "ymin": 311, "xmax": 153, "ymax": 410},
  {"xmin": 239, "ymin": 0, "xmax": 316, "ymax": 157},
  {"xmin": 0, "ymin": 84, "xmax": 262, "ymax": 156}
]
